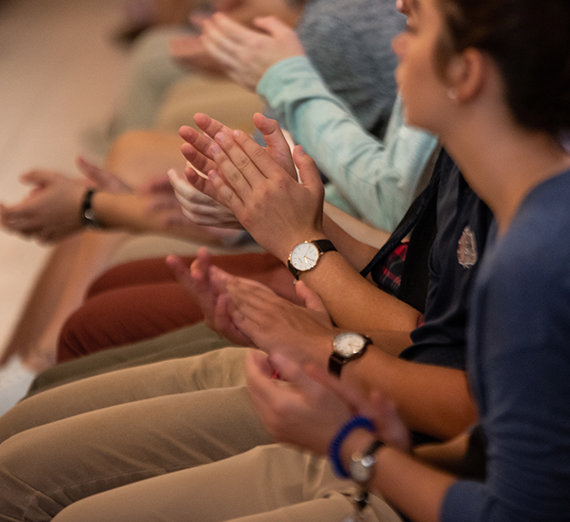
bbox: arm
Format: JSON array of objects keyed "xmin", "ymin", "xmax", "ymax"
[
  {"xmin": 246, "ymin": 350, "xmax": 461, "ymax": 522},
  {"xmin": 199, "ymin": 12, "xmax": 438, "ymax": 230},
  {"xmin": 258, "ymin": 59, "xmax": 439, "ymax": 230},
  {"xmin": 181, "ymin": 117, "xmax": 421, "ymax": 332}
]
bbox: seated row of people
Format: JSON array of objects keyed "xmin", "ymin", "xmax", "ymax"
[{"xmin": 0, "ymin": 0, "xmax": 569, "ymax": 520}]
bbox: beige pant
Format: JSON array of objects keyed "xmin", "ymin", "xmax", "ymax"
[
  {"xmin": 0, "ymin": 347, "xmax": 401, "ymax": 522},
  {"xmin": 52, "ymin": 445, "xmax": 402, "ymax": 522}
]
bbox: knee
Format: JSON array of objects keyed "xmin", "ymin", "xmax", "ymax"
[{"xmin": 0, "ymin": 433, "xmax": 62, "ymax": 520}]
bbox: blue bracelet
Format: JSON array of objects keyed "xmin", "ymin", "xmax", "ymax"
[{"xmin": 328, "ymin": 416, "xmax": 375, "ymax": 478}]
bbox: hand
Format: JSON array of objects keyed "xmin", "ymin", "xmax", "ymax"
[
  {"xmin": 76, "ymin": 156, "xmax": 132, "ymax": 194},
  {"xmin": 166, "ymin": 248, "xmax": 252, "ymax": 346},
  {"xmin": 214, "ymin": 269, "xmax": 335, "ymax": 364},
  {"xmin": 167, "ymin": 168, "xmax": 243, "ymax": 229},
  {"xmin": 177, "ymin": 112, "xmax": 298, "ymax": 233},
  {"xmin": 0, "ymin": 170, "xmax": 88, "ymax": 242},
  {"xmin": 202, "ymin": 121, "xmax": 325, "ymax": 261},
  {"xmin": 246, "ymin": 350, "xmax": 353, "ymax": 454},
  {"xmin": 169, "ymin": 34, "xmax": 225, "ymax": 75},
  {"xmin": 247, "ymin": 350, "xmax": 411, "ymax": 456},
  {"xmin": 200, "ymin": 13, "xmax": 305, "ymax": 91}
]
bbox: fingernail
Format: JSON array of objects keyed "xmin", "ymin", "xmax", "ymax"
[
  {"xmin": 208, "ymin": 170, "xmax": 219, "ymax": 181},
  {"xmin": 211, "ymin": 143, "xmax": 221, "ymax": 154},
  {"xmin": 297, "ymin": 145, "xmax": 306, "ymax": 156},
  {"xmin": 215, "ymin": 133, "xmax": 226, "ymax": 143}
]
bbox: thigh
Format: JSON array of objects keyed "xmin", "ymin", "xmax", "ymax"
[
  {"xmin": 51, "ymin": 445, "xmax": 402, "ymax": 522},
  {"xmin": 0, "ymin": 384, "xmax": 272, "ymax": 521},
  {"xmin": 1, "ymin": 346, "xmax": 249, "ymax": 441},
  {"xmin": 58, "ymin": 281, "xmax": 201, "ymax": 361},
  {"xmin": 29, "ymin": 322, "xmax": 227, "ymax": 396}
]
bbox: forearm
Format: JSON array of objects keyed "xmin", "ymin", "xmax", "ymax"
[
  {"xmin": 322, "ymin": 209, "xmax": 386, "ymax": 272},
  {"xmin": 91, "ymin": 192, "xmax": 225, "ymax": 244},
  {"xmin": 344, "ymin": 349, "xmax": 476, "ymax": 440},
  {"xmin": 258, "ymin": 57, "xmax": 438, "ymax": 230}
]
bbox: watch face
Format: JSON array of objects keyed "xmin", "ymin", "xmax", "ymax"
[
  {"xmin": 290, "ymin": 242, "xmax": 320, "ymax": 272},
  {"xmin": 350, "ymin": 453, "xmax": 375, "ymax": 483},
  {"xmin": 333, "ymin": 332, "xmax": 368, "ymax": 358}
]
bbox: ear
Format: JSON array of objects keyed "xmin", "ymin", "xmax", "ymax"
[{"xmin": 446, "ymin": 48, "xmax": 487, "ymax": 102}]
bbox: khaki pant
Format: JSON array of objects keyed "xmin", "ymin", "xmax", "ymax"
[{"xmin": 0, "ymin": 343, "xmax": 401, "ymax": 522}]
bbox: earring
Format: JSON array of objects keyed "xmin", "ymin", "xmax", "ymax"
[{"xmin": 447, "ymin": 88, "xmax": 458, "ymax": 101}]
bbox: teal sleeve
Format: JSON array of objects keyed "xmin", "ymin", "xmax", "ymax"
[{"xmin": 257, "ymin": 57, "xmax": 438, "ymax": 231}]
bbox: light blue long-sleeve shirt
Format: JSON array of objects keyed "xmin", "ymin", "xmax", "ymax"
[{"xmin": 257, "ymin": 56, "xmax": 438, "ymax": 231}]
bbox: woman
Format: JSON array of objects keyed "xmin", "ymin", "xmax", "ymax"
[{"xmin": 245, "ymin": 0, "xmax": 570, "ymax": 520}]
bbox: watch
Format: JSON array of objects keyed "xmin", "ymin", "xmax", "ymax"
[
  {"xmin": 349, "ymin": 439, "xmax": 384, "ymax": 485},
  {"xmin": 287, "ymin": 239, "xmax": 336, "ymax": 279},
  {"xmin": 80, "ymin": 188, "xmax": 102, "ymax": 228},
  {"xmin": 328, "ymin": 332, "xmax": 372, "ymax": 377}
]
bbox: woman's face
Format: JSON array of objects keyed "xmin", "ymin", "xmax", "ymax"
[{"xmin": 392, "ymin": 0, "xmax": 452, "ymax": 135}]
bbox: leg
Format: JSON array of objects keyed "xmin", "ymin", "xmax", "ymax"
[
  {"xmin": 1, "ymin": 345, "xmax": 249, "ymax": 441},
  {"xmin": 27, "ymin": 322, "xmax": 226, "ymax": 396},
  {"xmin": 57, "ymin": 253, "xmax": 297, "ymax": 361},
  {"xmin": 51, "ymin": 445, "xmax": 403, "ymax": 522},
  {"xmin": 0, "ymin": 351, "xmax": 276, "ymax": 521}
]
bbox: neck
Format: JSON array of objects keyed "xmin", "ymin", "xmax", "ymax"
[{"xmin": 440, "ymin": 110, "xmax": 570, "ymax": 235}]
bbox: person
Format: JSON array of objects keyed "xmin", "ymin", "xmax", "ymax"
[
  {"xmin": 37, "ymin": 0, "xmax": 570, "ymax": 517},
  {"xmin": 217, "ymin": 0, "xmax": 570, "ymax": 520},
  {"xmin": 0, "ymin": 1, "xmax": 496, "ymax": 519},
  {"xmin": 0, "ymin": 0, "xmax": 412, "ymax": 373},
  {"xmin": 0, "ymin": 0, "xmax": 306, "ymax": 379}
]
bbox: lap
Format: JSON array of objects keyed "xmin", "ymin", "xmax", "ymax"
[{"xmin": 51, "ymin": 445, "xmax": 402, "ymax": 522}]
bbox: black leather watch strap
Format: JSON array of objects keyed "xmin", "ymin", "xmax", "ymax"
[
  {"xmin": 80, "ymin": 188, "xmax": 102, "ymax": 228},
  {"xmin": 287, "ymin": 239, "xmax": 336, "ymax": 279},
  {"xmin": 328, "ymin": 334, "xmax": 372, "ymax": 378}
]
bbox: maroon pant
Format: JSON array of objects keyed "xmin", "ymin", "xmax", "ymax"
[{"xmin": 57, "ymin": 253, "xmax": 298, "ymax": 362}]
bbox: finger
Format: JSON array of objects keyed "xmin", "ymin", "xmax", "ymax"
[
  {"xmin": 169, "ymin": 168, "xmax": 218, "ymax": 206},
  {"xmin": 251, "ymin": 15, "xmax": 290, "ymax": 37},
  {"xmin": 214, "ymin": 293, "xmax": 253, "ymax": 346},
  {"xmin": 179, "ymin": 126, "xmax": 221, "ymax": 170},
  {"xmin": 295, "ymin": 281, "xmax": 328, "ymax": 314},
  {"xmin": 200, "ymin": 19, "xmax": 241, "ymax": 70},
  {"xmin": 252, "ymin": 113, "xmax": 296, "ymax": 179},
  {"xmin": 208, "ymin": 169, "xmax": 246, "ymax": 215},
  {"xmin": 192, "ymin": 113, "xmax": 234, "ymax": 142},
  {"xmin": 19, "ymin": 170, "xmax": 53, "ymax": 187},
  {"xmin": 165, "ymin": 254, "xmax": 190, "ymax": 282},
  {"xmin": 305, "ymin": 362, "xmax": 367, "ymax": 413},
  {"xmin": 138, "ymin": 174, "xmax": 172, "ymax": 195},
  {"xmin": 269, "ymin": 353, "xmax": 316, "ymax": 388},
  {"xmin": 229, "ymin": 129, "xmax": 293, "ymax": 184},
  {"xmin": 293, "ymin": 146, "xmax": 324, "ymax": 194},
  {"xmin": 181, "ymin": 167, "xmax": 223, "ymax": 204}
]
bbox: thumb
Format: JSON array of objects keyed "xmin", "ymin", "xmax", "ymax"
[
  {"xmin": 252, "ymin": 16, "xmax": 289, "ymax": 37},
  {"xmin": 19, "ymin": 170, "xmax": 53, "ymax": 187},
  {"xmin": 76, "ymin": 157, "xmax": 106, "ymax": 185},
  {"xmin": 293, "ymin": 146, "xmax": 323, "ymax": 195},
  {"xmin": 295, "ymin": 281, "xmax": 328, "ymax": 314},
  {"xmin": 165, "ymin": 254, "xmax": 188, "ymax": 281}
]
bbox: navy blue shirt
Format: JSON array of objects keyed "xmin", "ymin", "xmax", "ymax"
[
  {"xmin": 442, "ymin": 169, "xmax": 570, "ymax": 521},
  {"xmin": 365, "ymin": 150, "xmax": 494, "ymax": 370}
]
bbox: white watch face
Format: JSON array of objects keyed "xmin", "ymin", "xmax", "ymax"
[
  {"xmin": 350, "ymin": 453, "xmax": 375, "ymax": 483},
  {"xmin": 290, "ymin": 242, "xmax": 320, "ymax": 272},
  {"xmin": 333, "ymin": 332, "xmax": 368, "ymax": 358}
]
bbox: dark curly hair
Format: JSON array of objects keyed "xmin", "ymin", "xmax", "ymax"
[{"xmin": 436, "ymin": 0, "xmax": 570, "ymax": 139}]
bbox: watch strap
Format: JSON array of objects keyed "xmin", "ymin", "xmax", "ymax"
[
  {"xmin": 80, "ymin": 188, "xmax": 102, "ymax": 228},
  {"xmin": 328, "ymin": 335, "xmax": 372, "ymax": 378},
  {"xmin": 287, "ymin": 239, "xmax": 336, "ymax": 279}
]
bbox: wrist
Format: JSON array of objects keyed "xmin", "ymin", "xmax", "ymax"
[
  {"xmin": 80, "ymin": 188, "xmax": 103, "ymax": 228},
  {"xmin": 285, "ymin": 236, "xmax": 334, "ymax": 278},
  {"xmin": 329, "ymin": 416, "xmax": 375, "ymax": 478}
]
